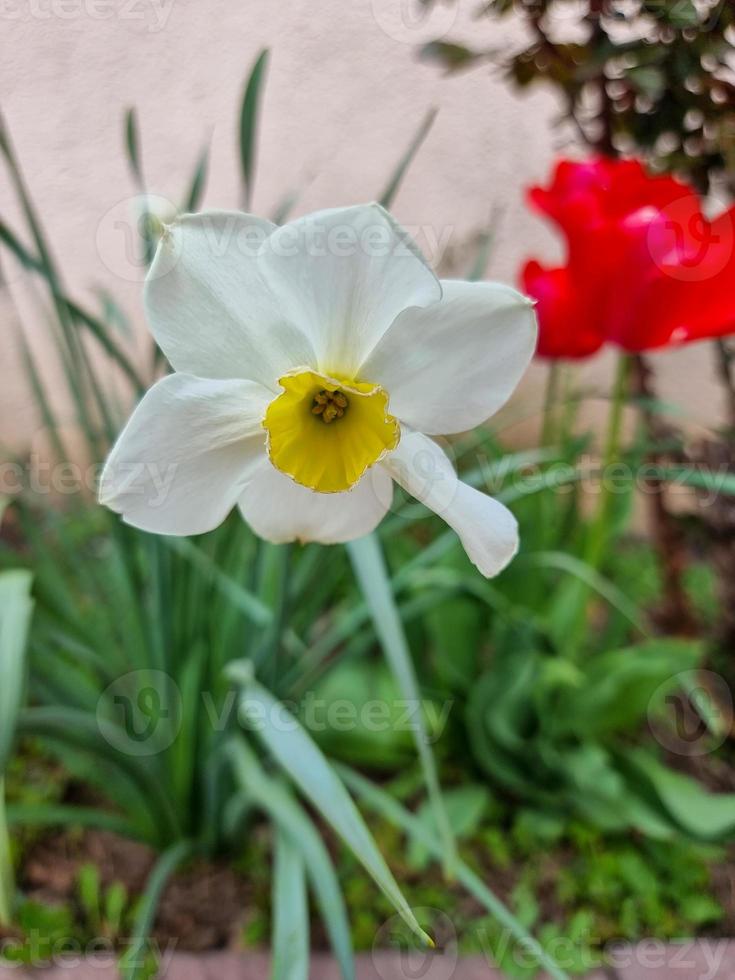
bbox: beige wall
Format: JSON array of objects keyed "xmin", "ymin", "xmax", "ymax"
[{"xmin": 0, "ymin": 0, "xmax": 726, "ymax": 456}]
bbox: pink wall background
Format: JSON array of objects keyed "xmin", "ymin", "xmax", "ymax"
[{"xmin": 0, "ymin": 0, "xmax": 725, "ymax": 457}]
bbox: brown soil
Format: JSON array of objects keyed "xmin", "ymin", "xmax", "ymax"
[{"xmin": 21, "ymin": 830, "xmax": 251, "ymax": 951}]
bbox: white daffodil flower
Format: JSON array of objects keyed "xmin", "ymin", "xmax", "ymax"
[{"xmin": 100, "ymin": 204, "xmax": 537, "ymax": 577}]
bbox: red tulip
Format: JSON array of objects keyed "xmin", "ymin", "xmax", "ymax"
[{"xmin": 522, "ymin": 157, "xmax": 735, "ymax": 359}]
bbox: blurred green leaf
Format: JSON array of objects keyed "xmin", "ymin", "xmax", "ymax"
[
  {"xmin": 228, "ymin": 740, "xmax": 354, "ymax": 980},
  {"xmin": 227, "ymin": 664, "xmax": 433, "ymax": 947},
  {"xmin": 183, "ymin": 145, "xmax": 209, "ymax": 212},
  {"xmin": 340, "ymin": 765, "xmax": 571, "ymax": 980},
  {"xmin": 378, "ymin": 106, "xmax": 437, "ymax": 208},
  {"xmin": 124, "ymin": 107, "xmax": 144, "ymax": 186},
  {"xmin": 0, "ymin": 569, "xmax": 33, "ymax": 773},
  {"xmin": 120, "ymin": 840, "xmax": 195, "ymax": 980},
  {"xmin": 239, "ymin": 48, "xmax": 269, "ymax": 209},
  {"xmin": 420, "ymin": 41, "xmax": 482, "ymax": 73},
  {"xmin": 624, "ymin": 750, "xmax": 735, "ymax": 840},
  {"xmin": 271, "ymin": 829, "xmax": 309, "ymax": 980},
  {"xmin": 408, "ymin": 785, "xmax": 490, "ymax": 870},
  {"xmin": 348, "ymin": 534, "xmax": 455, "ymax": 873},
  {"xmin": 552, "ymin": 639, "xmax": 703, "ymax": 738}
]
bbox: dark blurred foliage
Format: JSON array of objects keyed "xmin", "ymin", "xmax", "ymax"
[{"xmin": 421, "ymin": 0, "xmax": 735, "ymax": 193}]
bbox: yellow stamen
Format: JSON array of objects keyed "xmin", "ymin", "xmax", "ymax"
[{"xmin": 263, "ymin": 369, "xmax": 400, "ymax": 493}]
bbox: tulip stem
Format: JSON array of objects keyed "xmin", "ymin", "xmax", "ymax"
[
  {"xmin": 541, "ymin": 361, "xmax": 561, "ymax": 446},
  {"xmin": 585, "ymin": 353, "xmax": 630, "ymax": 570},
  {"xmin": 560, "ymin": 355, "xmax": 630, "ymax": 659},
  {"xmin": 630, "ymin": 354, "xmax": 697, "ymax": 634}
]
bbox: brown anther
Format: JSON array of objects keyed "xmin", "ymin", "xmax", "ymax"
[{"xmin": 312, "ymin": 387, "xmax": 349, "ymax": 424}]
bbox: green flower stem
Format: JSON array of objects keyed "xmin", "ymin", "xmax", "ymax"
[
  {"xmin": 563, "ymin": 354, "xmax": 630, "ymax": 658},
  {"xmin": 0, "ymin": 779, "xmax": 14, "ymax": 926},
  {"xmin": 559, "ymin": 363, "xmax": 581, "ymax": 445},
  {"xmin": 585, "ymin": 353, "xmax": 631, "ymax": 570},
  {"xmin": 541, "ymin": 361, "xmax": 561, "ymax": 447}
]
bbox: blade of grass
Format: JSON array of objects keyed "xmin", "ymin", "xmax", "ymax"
[
  {"xmin": 347, "ymin": 534, "xmax": 456, "ymax": 877},
  {"xmin": 165, "ymin": 537, "xmax": 307, "ymax": 658},
  {"xmin": 0, "ymin": 216, "xmax": 144, "ymax": 392},
  {"xmin": 228, "ymin": 739, "xmax": 355, "ymax": 980},
  {"xmin": 16, "ymin": 707, "xmax": 181, "ymax": 845},
  {"xmin": 120, "ymin": 839, "xmax": 195, "ymax": 980},
  {"xmin": 519, "ymin": 550, "xmax": 647, "ymax": 636},
  {"xmin": 0, "ymin": 783, "xmax": 12, "ymax": 926},
  {"xmin": 0, "ymin": 568, "xmax": 33, "ymax": 925},
  {"xmin": 0, "ymin": 570, "xmax": 33, "ymax": 773},
  {"xmin": 339, "ymin": 764, "xmax": 572, "ymax": 980},
  {"xmin": 0, "ymin": 113, "xmax": 121, "ymax": 459},
  {"xmin": 123, "ymin": 107, "xmax": 157, "ymax": 274},
  {"xmin": 4, "ymin": 804, "xmax": 139, "ymax": 838},
  {"xmin": 183, "ymin": 144, "xmax": 209, "ymax": 213},
  {"xmin": 124, "ymin": 107, "xmax": 144, "ymax": 187},
  {"xmin": 239, "ymin": 49, "xmax": 270, "ymax": 209},
  {"xmin": 272, "ymin": 827, "xmax": 310, "ymax": 980},
  {"xmin": 225, "ymin": 664, "xmax": 433, "ymax": 947},
  {"xmin": 378, "ymin": 107, "xmax": 437, "ymax": 209}
]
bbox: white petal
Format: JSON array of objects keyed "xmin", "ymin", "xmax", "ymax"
[
  {"xmin": 257, "ymin": 204, "xmax": 441, "ymax": 376},
  {"xmin": 361, "ymin": 281, "xmax": 537, "ymax": 435},
  {"xmin": 237, "ymin": 459, "xmax": 393, "ymax": 545},
  {"xmin": 381, "ymin": 430, "xmax": 518, "ymax": 577},
  {"xmin": 145, "ymin": 211, "xmax": 317, "ymax": 388},
  {"xmin": 99, "ymin": 373, "xmax": 270, "ymax": 535}
]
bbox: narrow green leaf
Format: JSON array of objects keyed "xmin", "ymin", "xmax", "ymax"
[
  {"xmin": 519, "ymin": 550, "xmax": 647, "ymax": 636},
  {"xmin": 271, "ymin": 186, "xmax": 302, "ymax": 225},
  {"xmin": 466, "ymin": 206, "xmax": 502, "ymax": 282},
  {"xmin": 652, "ymin": 464, "xmax": 735, "ymax": 497},
  {"xmin": 183, "ymin": 145, "xmax": 209, "ymax": 213},
  {"xmin": 4, "ymin": 804, "xmax": 139, "ymax": 838},
  {"xmin": 239, "ymin": 49, "xmax": 270, "ymax": 209},
  {"xmin": 0, "ymin": 570, "xmax": 33, "ymax": 772},
  {"xmin": 420, "ymin": 41, "xmax": 482, "ymax": 73},
  {"xmin": 124, "ymin": 107, "xmax": 144, "ymax": 186},
  {"xmin": 378, "ymin": 107, "xmax": 437, "ymax": 209},
  {"xmin": 339, "ymin": 765, "xmax": 571, "ymax": 980},
  {"xmin": 347, "ymin": 534, "xmax": 456, "ymax": 874},
  {"xmin": 228, "ymin": 740, "xmax": 355, "ymax": 980},
  {"xmin": 0, "ymin": 566, "xmax": 32, "ymax": 925},
  {"xmin": 226, "ymin": 665, "xmax": 432, "ymax": 947},
  {"xmin": 272, "ymin": 828, "xmax": 309, "ymax": 980},
  {"xmin": 16, "ymin": 707, "xmax": 181, "ymax": 845},
  {"xmin": 120, "ymin": 840, "xmax": 195, "ymax": 980},
  {"xmin": 0, "ymin": 781, "xmax": 13, "ymax": 925},
  {"xmin": 0, "ymin": 218, "xmax": 144, "ymax": 389},
  {"xmin": 408, "ymin": 785, "xmax": 490, "ymax": 870}
]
